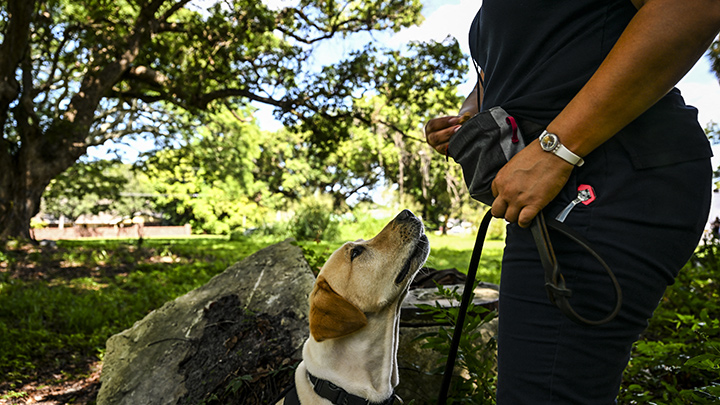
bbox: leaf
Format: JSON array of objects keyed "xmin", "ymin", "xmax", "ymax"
[{"xmin": 685, "ymin": 353, "xmax": 720, "ymax": 371}]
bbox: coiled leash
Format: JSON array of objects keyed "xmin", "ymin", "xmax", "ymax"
[
  {"xmin": 437, "ymin": 210, "xmax": 622, "ymax": 404},
  {"xmin": 531, "ymin": 211, "xmax": 622, "ymax": 326}
]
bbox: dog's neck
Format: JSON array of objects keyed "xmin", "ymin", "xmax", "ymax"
[{"xmin": 299, "ymin": 300, "xmax": 403, "ymax": 403}]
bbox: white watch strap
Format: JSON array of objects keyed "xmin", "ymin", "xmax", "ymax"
[{"xmin": 553, "ymin": 143, "xmax": 585, "ymax": 167}]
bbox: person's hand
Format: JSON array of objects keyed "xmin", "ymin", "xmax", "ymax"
[
  {"xmin": 490, "ymin": 140, "xmax": 575, "ymax": 227},
  {"xmin": 424, "ymin": 115, "xmax": 462, "ymax": 155}
]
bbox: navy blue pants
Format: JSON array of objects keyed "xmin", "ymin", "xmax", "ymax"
[{"xmin": 496, "ymin": 138, "xmax": 712, "ymax": 404}]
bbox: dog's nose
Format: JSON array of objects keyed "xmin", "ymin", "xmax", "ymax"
[{"xmin": 397, "ymin": 209, "xmax": 414, "ymax": 221}]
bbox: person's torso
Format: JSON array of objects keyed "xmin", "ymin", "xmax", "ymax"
[{"xmin": 469, "ymin": 0, "xmax": 711, "ymax": 168}]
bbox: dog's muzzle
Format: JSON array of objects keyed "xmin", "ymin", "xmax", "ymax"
[{"xmin": 393, "ymin": 210, "xmax": 429, "ymax": 284}]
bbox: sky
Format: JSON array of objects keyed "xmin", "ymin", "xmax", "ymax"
[
  {"xmin": 90, "ymin": 0, "xmax": 720, "ymax": 161},
  {"xmin": 254, "ymin": 0, "xmax": 720, "ymax": 131}
]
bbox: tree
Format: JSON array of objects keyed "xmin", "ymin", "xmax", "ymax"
[
  {"xmin": 709, "ymin": 37, "xmax": 720, "ymax": 81},
  {"xmin": 142, "ymin": 107, "xmax": 390, "ymax": 233},
  {"xmin": 0, "ymin": 0, "xmax": 467, "ymax": 239},
  {"xmin": 141, "ymin": 108, "xmax": 269, "ymax": 234},
  {"xmin": 41, "ymin": 159, "xmax": 128, "ymax": 225}
]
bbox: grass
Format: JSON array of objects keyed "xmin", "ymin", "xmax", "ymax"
[
  {"xmin": 2, "ymin": 229, "xmax": 718, "ymax": 404},
  {"xmin": 0, "ymin": 237, "xmax": 279, "ymax": 390},
  {"xmin": 426, "ymin": 233, "xmax": 504, "ymax": 285},
  {"xmin": 0, "ymin": 232, "xmax": 491, "ymax": 397}
]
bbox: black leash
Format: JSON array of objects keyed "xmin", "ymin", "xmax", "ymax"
[
  {"xmin": 531, "ymin": 211, "xmax": 622, "ymax": 326},
  {"xmin": 438, "ymin": 210, "xmax": 493, "ymax": 404},
  {"xmin": 437, "ymin": 210, "xmax": 622, "ymax": 404}
]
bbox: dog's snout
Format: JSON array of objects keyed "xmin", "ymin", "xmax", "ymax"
[{"xmin": 396, "ymin": 209, "xmax": 414, "ymax": 222}]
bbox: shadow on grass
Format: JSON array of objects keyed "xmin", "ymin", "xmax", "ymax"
[{"xmin": 0, "ymin": 237, "xmax": 276, "ymax": 395}]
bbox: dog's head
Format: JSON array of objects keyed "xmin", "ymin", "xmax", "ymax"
[{"xmin": 309, "ymin": 209, "xmax": 429, "ymax": 342}]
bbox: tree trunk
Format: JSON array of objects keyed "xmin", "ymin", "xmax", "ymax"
[
  {"xmin": 0, "ymin": 150, "xmax": 65, "ymax": 240},
  {"xmin": 0, "ymin": 128, "xmax": 83, "ymax": 240},
  {"xmin": 0, "ymin": 192, "xmax": 42, "ymax": 240},
  {"xmin": 0, "ymin": 172, "xmax": 44, "ymax": 240}
]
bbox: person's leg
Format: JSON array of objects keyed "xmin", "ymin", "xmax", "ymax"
[{"xmin": 495, "ymin": 139, "xmax": 711, "ymax": 404}]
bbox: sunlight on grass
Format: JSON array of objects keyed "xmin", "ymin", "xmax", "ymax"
[
  {"xmin": 425, "ymin": 233, "xmax": 505, "ymax": 285},
  {"xmin": 0, "ymin": 233, "xmax": 499, "ymax": 386}
]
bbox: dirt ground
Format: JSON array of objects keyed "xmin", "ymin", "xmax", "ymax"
[{"xmin": 0, "ymin": 361, "xmax": 101, "ymax": 405}]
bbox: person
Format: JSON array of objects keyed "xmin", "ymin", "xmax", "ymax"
[{"xmin": 425, "ymin": 0, "xmax": 720, "ymax": 403}]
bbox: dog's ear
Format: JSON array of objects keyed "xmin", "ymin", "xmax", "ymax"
[{"xmin": 309, "ymin": 276, "xmax": 368, "ymax": 342}]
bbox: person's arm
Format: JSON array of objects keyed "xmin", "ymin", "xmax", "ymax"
[
  {"xmin": 459, "ymin": 82, "xmax": 482, "ymax": 117},
  {"xmin": 491, "ymin": 0, "xmax": 720, "ymax": 227}
]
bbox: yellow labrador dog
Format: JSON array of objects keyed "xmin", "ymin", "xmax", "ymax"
[{"xmin": 279, "ymin": 209, "xmax": 429, "ymax": 405}]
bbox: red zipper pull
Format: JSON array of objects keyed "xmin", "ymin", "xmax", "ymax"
[{"xmin": 506, "ymin": 116, "xmax": 519, "ymax": 144}]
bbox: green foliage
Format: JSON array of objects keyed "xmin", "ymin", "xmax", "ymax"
[
  {"xmin": 142, "ymin": 109, "xmax": 269, "ymax": 234},
  {"xmin": 415, "ymin": 284, "xmax": 498, "ymax": 404},
  {"xmin": 619, "ymin": 235, "xmax": 720, "ymax": 404},
  {"xmin": 0, "ymin": 391, "xmax": 28, "ymax": 401},
  {"xmin": 42, "ymin": 159, "xmax": 129, "ymax": 222},
  {"xmin": 2, "ymin": 0, "xmax": 464, "ymax": 239},
  {"xmin": 425, "ymin": 234, "xmax": 504, "ymax": 285},
  {"xmin": 337, "ymin": 209, "xmax": 392, "ymax": 241},
  {"xmin": 289, "ymin": 200, "xmax": 340, "ymax": 242},
  {"xmin": 0, "ymin": 231, "xmax": 493, "ymax": 394},
  {"xmin": 41, "ymin": 160, "xmax": 158, "ymax": 226},
  {"xmin": 709, "ymin": 37, "xmax": 720, "ymax": 82},
  {"xmin": 230, "ymin": 222, "xmax": 291, "ymax": 241}
]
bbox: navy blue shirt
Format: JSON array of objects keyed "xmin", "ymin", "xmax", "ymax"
[{"xmin": 469, "ymin": 0, "xmax": 712, "ymax": 168}]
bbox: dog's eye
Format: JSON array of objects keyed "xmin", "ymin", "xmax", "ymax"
[{"xmin": 350, "ymin": 246, "xmax": 364, "ymax": 261}]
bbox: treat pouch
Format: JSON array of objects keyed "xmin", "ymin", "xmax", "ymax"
[{"xmin": 448, "ymin": 106, "xmax": 526, "ymax": 205}]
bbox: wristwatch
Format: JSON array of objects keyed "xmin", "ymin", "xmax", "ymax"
[{"xmin": 538, "ymin": 131, "xmax": 585, "ymax": 167}]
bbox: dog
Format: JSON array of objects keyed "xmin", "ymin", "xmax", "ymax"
[{"xmin": 278, "ymin": 209, "xmax": 430, "ymax": 405}]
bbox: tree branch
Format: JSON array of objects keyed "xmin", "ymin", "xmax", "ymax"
[
  {"xmin": 159, "ymin": 0, "xmax": 193, "ymax": 25},
  {"xmin": 108, "ymin": 90, "xmax": 167, "ymax": 104},
  {"xmin": 16, "ymin": 53, "xmax": 41, "ymax": 141},
  {"xmin": 39, "ymin": 25, "xmax": 76, "ymax": 112},
  {"xmin": 123, "ymin": 66, "xmax": 169, "ymax": 88},
  {"xmin": 192, "ymin": 88, "xmax": 290, "ymax": 110},
  {"xmin": 0, "ymin": 0, "xmax": 35, "ymax": 133}
]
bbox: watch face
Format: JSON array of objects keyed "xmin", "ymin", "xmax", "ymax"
[{"xmin": 540, "ymin": 133, "xmax": 559, "ymax": 151}]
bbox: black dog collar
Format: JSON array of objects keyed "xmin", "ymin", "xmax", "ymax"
[{"xmin": 308, "ymin": 372, "xmax": 396, "ymax": 405}]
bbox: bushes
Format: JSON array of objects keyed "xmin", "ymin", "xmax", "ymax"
[
  {"xmin": 289, "ymin": 201, "xmax": 340, "ymax": 242},
  {"xmin": 619, "ymin": 235, "xmax": 720, "ymax": 403},
  {"xmin": 415, "ymin": 283, "xmax": 498, "ymax": 404}
]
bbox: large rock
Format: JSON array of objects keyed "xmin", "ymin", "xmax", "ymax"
[{"xmin": 97, "ymin": 239, "xmax": 314, "ymax": 405}]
